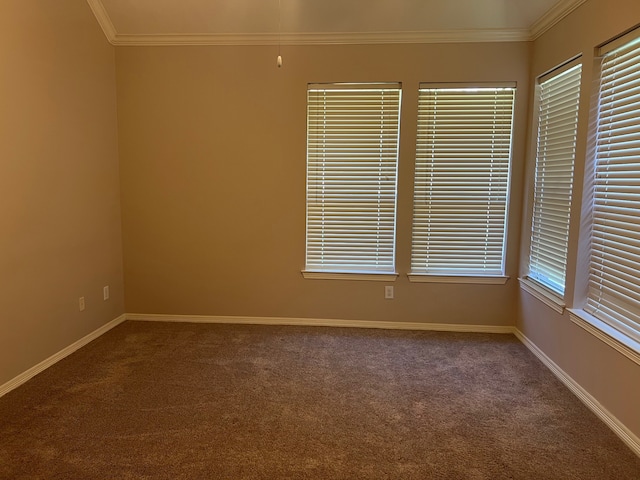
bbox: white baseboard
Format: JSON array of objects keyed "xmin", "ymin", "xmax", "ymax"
[
  {"xmin": 514, "ymin": 329, "xmax": 640, "ymax": 457},
  {"xmin": 0, "ymin": 314, "xmax": 127, "ymax": 399},
  {"xmin": 0, "ymin": 314, "xmax": 513, "ymax": 400},
  {"xmin": 126, "ymin": 313, "xmax": 516, "ymax": 334},
  {"xmin": 2, "ymin": 312, "xmax": 636, "ymax": 457}
]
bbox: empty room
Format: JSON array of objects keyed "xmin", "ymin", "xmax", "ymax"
[{"xmin": 1, "ymin": 0, "xmax": 640, "ymax": 477}]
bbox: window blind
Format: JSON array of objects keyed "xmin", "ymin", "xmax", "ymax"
[
  {"xmin": 586, "ymin": 33, "xmax": 640, "ymax": 343},
  {"xmin": 411, "ymin": 86, "xmax": 516, "ymax": 276},
  {"xmin": 528, "ymin": 64, "xmax": 582, "ymax": 295},
  {"xmin": 305, "ymin": 83, "xmax": 401, "ymax": 274}
]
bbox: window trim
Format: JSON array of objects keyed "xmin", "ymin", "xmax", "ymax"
[
  {"xmin": 568, "ymin": 308, "xmax": 640, "ymax": 366},
  {"xmin": 304, "ymin": 82, "xmax": 402, "ymax": 276},
  {"xmin": 519, "ymin": 277, "xmax": 565, "ymax": 314},
  {"xmin": 408, "ymin": 274, "xmax": 509, "ymax": 285},
  {"xmin": 410, "ymin": 83, "xmax": 517, "ymax": 278},
  {"xmin": 524, "ymin": 58, "xmax": 582, "ymax": 297},
  {"xmin": 302, "ymin": 271, "xmax": 398, "ymax": 281},
  {"xmin": 573, "ymin": 27, "xmax": 640, "ymax": 355}
]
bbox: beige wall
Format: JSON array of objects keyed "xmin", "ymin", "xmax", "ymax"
[
  {"xmin": 0, "ymin": 1, "xmax": 124, "ymax": 386},
  {"xmin": 116, "ymin": 42, "xmax": 530, "ymax": 326},
  {"xmin": 518, "ymin": 0, "xmax": 640, "ymax": 438},
  {"xmin": 1, "ymin": 0, "xmax": 638, "ymax": 454}
]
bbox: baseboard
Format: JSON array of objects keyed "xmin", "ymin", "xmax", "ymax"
[
  {"xmin": 126, "ymin": 313, "xmax": 516, "ymax": 334},
  {"xmin": 5, "ymin": 313, "xmax": 635, "ymax": 457},
  {"xmin": 514, "ymin": 329, "xmax": 640, "ymax": 457},
  {"xmin": 0, "ymin": 314, "xmax": 127, "ymax": 399}
]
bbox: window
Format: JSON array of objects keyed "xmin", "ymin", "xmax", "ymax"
[
  {"xmin": 410, "ymin": 85, "xmax": 516, "ymax": 282},
  {"xmin": 527, "ymin": 63, "xmax": 582, "ymax": 296},
  {"xmin": 304, "ymin": 83, "xmax": 401, "ymax": 278},
  {"xmin": 581, "ymin": 31, "xmax": 640, "ymax": 346}
]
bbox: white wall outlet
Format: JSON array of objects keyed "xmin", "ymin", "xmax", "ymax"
[
  {"xmin": 103, "ymin": 285, "xmax": 110, "ymax": 301},
  {"xmin": 79, "ymin": 297, "xmax": 85, "ymax": 311},
  {"xmin": 385, "ymin": 285, "xmax": 394, "ymax": 299}
]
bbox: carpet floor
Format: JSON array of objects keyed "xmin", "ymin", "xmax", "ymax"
[{"xmin": 0, "ymin": 321, "xmax": 639, "ymax": 479}]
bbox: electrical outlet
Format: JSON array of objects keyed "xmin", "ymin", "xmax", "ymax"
[
  {"xmin": 385, "ymin": 285, "xmax": 394, "ymax": 299},
  {"xmin": 103, "ymin": 285, "xmax": 110, "ymax": 301},
  {"xmin": 79, "ymin": 297, "xmax": 85, "ymax": 312}
]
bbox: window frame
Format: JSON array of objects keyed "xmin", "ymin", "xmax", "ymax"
[
  {"xmin": 408, "ymin": 83, "xmax": 516, "ymax": 284},
  {"xmin": 521, "ymin": 59, "xmax": 583, "ymax": 309},
  {"xmin": 568, "ymin": 28, "xmax": 640, "ymax": 364},
  {"xmin": 302, "ymin": 82, "xmax": 402, "ymax": 281}
]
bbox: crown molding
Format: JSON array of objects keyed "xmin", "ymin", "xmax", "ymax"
[
  {"xmin": 86, "ymin": 0, "xmax": 116, "ymax": 44},
  {"xmin": 113, "ymin": 33, "xmax": 280, "ymax": 47},
  {"xmin": 87, "ymin": 0, "xmax": 585, "ymax": 47},
  {"xmin": 530, "ymin": 0, "xmax": 588, "ymax": 40},
  {"xmin": 112, "ymin": 29, "xmax": 530, "ymax": 46}
]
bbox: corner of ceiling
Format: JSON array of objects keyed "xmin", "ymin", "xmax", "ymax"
[
  {"xmin": 86, "ymin": 0, "xmax": 117, "ymax": 45},
  {"xmin": 529, "ymin": 0, "xmax": 588, "ymax": 41}
]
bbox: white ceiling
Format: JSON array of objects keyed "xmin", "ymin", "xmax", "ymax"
[{"xmin": 87, "ymin": 0, "xmax": 587, "ymax": 45}]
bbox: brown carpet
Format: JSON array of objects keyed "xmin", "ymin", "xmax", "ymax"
[{"xmin": 0, "ymin": 321, "xmax": 639, "ymax": 479}]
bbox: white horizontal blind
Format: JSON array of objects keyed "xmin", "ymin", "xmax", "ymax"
[
  {"xmin": 586, "ymin": 33, "xmax": 640, "ymax": 343},
  {"xmin": 411, "ymin": 86, "xmax": 515, "ymax": 275},
  {"xmin": 305, "ymin": 84, "xmax": 401, "ymax": 273},
  {"xmin": 529, "ymin": 64, "xmax": 582, "ymax": 295}
]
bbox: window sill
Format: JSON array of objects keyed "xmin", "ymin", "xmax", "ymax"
[
  {"xmin": 407, "ymin": 274, "xmax": 509, "ymax": 285},
  {"xmin": 302, "ymin": 271, "xmax": 399, "ymax": 282},
  {"xmin": 518, "ymin": 277, "xmax": 565, "ymax": 314},
  {"xmin": 568, "ymin": 309, "xmax": 640, "ymax": 366}
]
